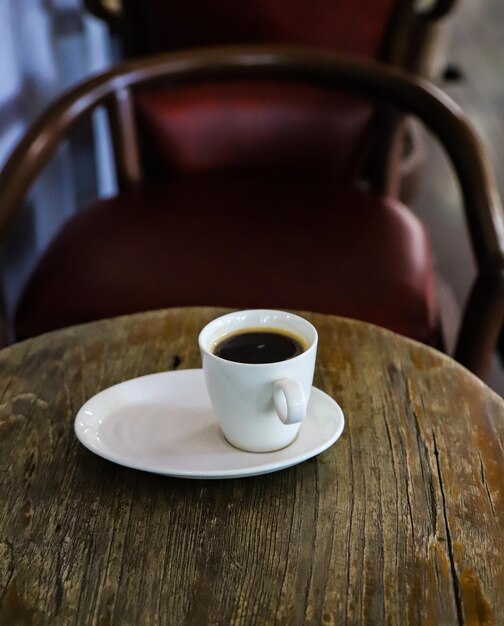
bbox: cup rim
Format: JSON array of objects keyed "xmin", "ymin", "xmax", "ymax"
[{"xmin": 198, "ymin": 309, "xmax": 318, "ymax": 368}]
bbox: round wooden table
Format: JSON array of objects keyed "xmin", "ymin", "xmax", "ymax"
[{"xmin": 1, "ymin": 307, "xmax": 503, "ymax": 625}]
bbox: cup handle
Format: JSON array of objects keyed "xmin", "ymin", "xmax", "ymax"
[{"xmin": 273, "ymin": 379, "xmax": 306, "ymax": 425}]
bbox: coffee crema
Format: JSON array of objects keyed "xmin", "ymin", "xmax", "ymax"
[{"xmin": 213, "ymin": 328, "xmax": 306, "ymax": 364}]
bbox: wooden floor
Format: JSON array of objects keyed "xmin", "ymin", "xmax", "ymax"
[{"xmin": 411, "ymin": 0, "xmax": 504, "ymax": 395}]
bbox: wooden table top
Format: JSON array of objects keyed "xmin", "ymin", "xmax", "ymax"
[{"xmin": 1, "ymin": 307, "xmax": 503, "ymax": 625}]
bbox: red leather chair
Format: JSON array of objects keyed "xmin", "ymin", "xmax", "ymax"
[{"xmin": 0, "ymin": 48, "xmax": 502, "ymax": 381}]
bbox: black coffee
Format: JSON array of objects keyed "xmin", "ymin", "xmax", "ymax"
[{"xmin": 213, "ymin": 329, "xmax": 305, "ymax": 364}]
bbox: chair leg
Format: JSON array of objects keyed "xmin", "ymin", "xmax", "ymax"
[{"xmin": 454, "ymin": 271, "xmax": 504, "ymax": 381}]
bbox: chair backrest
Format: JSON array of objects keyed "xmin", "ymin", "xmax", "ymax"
[
  {"xmin": 119, "ymin": 1, "xmax": 401, "ymax": 182},
  {"xmin": 88, "ymin": 0, "xmax": 458, "ymax": 73},
  {"xmin": 83, "ymin": 0, "xmax": 459, "ymax": 191},
  {"xmin": 120, "ymin": 0, "xmax": 396, "ymax": 59},
  {"xmin": 126, "ymin": 0, "xmax": 403, "ymax": 184},
  {"xmin": 134, "ymin": 81, "xmax": 374, "ymax": 181}
]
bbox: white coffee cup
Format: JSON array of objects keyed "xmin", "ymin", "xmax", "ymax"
[{"xmin": 198, "ymin": 310, "xmax": 318, "ymax": 452}]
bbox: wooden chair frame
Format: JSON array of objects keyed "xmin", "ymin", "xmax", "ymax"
[{"xmin": 0, "ymin": 46, "xmax": 502, "ymax": 379}]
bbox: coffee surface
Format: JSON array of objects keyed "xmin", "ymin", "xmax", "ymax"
[{"xmin": 213, "ymin": 330, "xmax": 305, "ymax": 364}]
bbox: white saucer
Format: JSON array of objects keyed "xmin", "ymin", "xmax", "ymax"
[{"xmin": 74, "ymin": 369, "xmax": 344, "ymax": 479}]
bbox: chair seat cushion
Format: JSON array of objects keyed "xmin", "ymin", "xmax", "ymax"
[{"xmin": 14, "ymin": 176, "xmax": 437, "ymax": 343}]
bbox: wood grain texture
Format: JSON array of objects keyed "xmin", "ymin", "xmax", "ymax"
[{"xmin": 0, "ymin": 307, "xmax": 503, "ymax": 625}]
